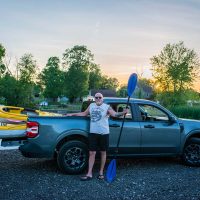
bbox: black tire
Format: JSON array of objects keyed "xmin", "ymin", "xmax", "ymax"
[
  {"xmin": 181, "ymin": 138, "xmax": 200, "ymax": 167},
  {"xmin": 57, "ymin": 140, "xmax": 88, "ymax": 174}
]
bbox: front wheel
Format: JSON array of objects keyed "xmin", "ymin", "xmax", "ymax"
[
  {"xmin": 57, "ymin": 140, "xmax": 88, "ymax": 174},
  {"xmin": 181, "ymin": 138, "xmax": 200, "ymax": 167}
]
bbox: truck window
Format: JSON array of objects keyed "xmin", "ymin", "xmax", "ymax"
[
  {"xmin": 138, "ymin": 104, "xmax": 169, "ymax": 122},
  {"xmin": 109, "ymin": 103, "xmax": 132, "ymax": 120}
]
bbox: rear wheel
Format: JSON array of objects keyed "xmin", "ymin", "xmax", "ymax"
[
  {"xmin": 57, "ymin": 140, "xmax": 88, "ymax": 174},
  {"xmin": 181, "ymin": 138, "xmax": 200, "ymax": 167}
]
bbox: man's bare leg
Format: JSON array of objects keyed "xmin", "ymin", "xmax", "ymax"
[
  {"xmin": 99, "ymin": 151, "xmax": 106, "ymax": 176},
  {"xmin": 85, "ymin": 151, "xmax": 96, "ymax": 177}
]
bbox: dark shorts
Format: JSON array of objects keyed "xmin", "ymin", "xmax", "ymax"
[{"xmin": 88, "ymin": 133, "xmax": 109, "ymax": 151}]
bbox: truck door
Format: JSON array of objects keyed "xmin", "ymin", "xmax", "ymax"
[
  {"xmin": 137, "ymin": 103, "xmax": 181, "ymax": 154},
  {"xmin": 108, "ymin": 103, "xmax": 141, "ymax": 155}
]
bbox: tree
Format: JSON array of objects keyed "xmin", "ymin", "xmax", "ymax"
[
  {"xmin": 135, "ymin": 78, "xmax": 154, "ymax": 99},
  {"xmin": 117, "ymin": 85, "xmax": 127, "ymax": 97},
  {"xmin": 89, "ymin": 64, "xmax": 120, "ymax": 91},
  {"xmin": 18, "ymin": 54, "xmax": 37, "ymax": 83},
  {"xmin": 16, "ymin": 54, "xmax": 38, "ymax": 106},
  {"xmin": 151, "ymin": 41, "xmax": 200, "ymax": 93},
  {"xmin": 100, "ymin": 75, "xmax": 119, "ymax": 90},
  {"xmin": 63, "ymin": 45, "xmax": 94, "ymax": 102},
  {"xmin": 0, "ymin": 43, "xmax": 6, "ymax": 76},
  {"xmin": 117, "ymin": 78, "xmax": 154, "ymax": 99},
  {"xmin": 39, "ymin": 57, "xmax": 64, "ymax": 101},
  {"xmin": 0, "ymin": 73, "xmax": 18, "ymax": 105},
  {"xmin": 88, "ymin": 63, "xmax": 102, "ymax": 90}
]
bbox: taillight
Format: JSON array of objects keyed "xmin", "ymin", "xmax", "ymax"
[{"xmin": 26, "ymin": 122, "xmax": 39, "ymax": 138}]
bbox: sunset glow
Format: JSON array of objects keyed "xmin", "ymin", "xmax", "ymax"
[{"xmin": 1, "ymin": 0, "xmax": 200, "ymax": 90}]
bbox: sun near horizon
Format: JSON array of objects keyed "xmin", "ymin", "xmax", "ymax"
[{"xmin": 105, "ymin": 66, "xmax": 200, "ymax": 93}]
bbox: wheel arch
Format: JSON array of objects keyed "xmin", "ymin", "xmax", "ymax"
[
  {"xmin": 185, "ymin": 132, "xmax": 200, "ymax": 143},
  {"xmin": 55, "ymin": 131, "xmax": 88, "ymax": 153},
  {"xmin": 182, "ymin": 131, "xmax": 200, "ymax": 153}
]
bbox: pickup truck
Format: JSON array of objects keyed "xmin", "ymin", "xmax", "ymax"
[{"xmin": 2, "ymin": 98, "xmax": 200, "ymax": 174}]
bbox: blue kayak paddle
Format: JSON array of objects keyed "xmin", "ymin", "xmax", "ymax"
[{"xmin": 106, "ymin": 73, "xmax": 138, "ymax": 183}]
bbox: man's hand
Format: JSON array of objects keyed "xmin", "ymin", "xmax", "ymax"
[
  {"xmin": 122, "ymin": 108, "xmax": 128, "ymax": 115},
  {"xmin": 109, "ymin": 108, "xmax": 129, "ymax": 118},
  {"xmin": 66, "ymin": 113, "xmax": 73, "ymax": 116},
  {"xmin": 117, "ymin": 108, "xmax": 128, "ymax": 117},
  {"xmin": 108, "ymin": 106, "xmax": 129, "ymax": 118},
  {"xmin": 65, "ymin": 108, "xmax": 89, "ymax": 117}
]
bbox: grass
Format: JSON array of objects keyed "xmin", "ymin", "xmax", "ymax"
[
  {"xmin": 39, "ymin": 103, "xmax": 82, "ymax": 112},
  {"xmin": 168, "ymin": 105, "xmax": 200, "ymax": 120}
]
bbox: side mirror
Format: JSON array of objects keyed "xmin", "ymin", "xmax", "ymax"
[{"xmin": 169, "ymin": 116, "xmax": 176, "ymax": 124}]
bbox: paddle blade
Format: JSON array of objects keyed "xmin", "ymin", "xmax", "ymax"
[
  {"xmin": 106, "ymin": 159, "xmax": 116, "ymax": 183},
  {"xmin": 127, "ymin": 73, "xmax": 138, "ymax": 96}
]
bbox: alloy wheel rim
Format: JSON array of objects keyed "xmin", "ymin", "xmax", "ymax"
[
  {"xmin": 185, "ymin": 144, "xmax": 200, "ymax": 163},
  {"xmin": 64, "ymin": 147, "xmax": 86, "ymax": 170}
]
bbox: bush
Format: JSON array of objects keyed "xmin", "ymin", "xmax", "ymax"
[
  {"xmin": 156, "ymin": 90, "xmax": 200, "ymax": 107},
  {"xmin": 167, "ymin": 105, "xmax": 200, "ymax": 120},
  {"xmin": 156, "ymin": 92, "xmax": 186, "ymax": 107},
  {"xmin": 0, "ymin": 97, "xmax": 6, "ymax": 105}
]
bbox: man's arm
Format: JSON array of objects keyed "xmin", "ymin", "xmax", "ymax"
[
  {"xmin": 107, "ymin": 106, "xmax": 128, "ymax": 118},
  {"xmin": 66, "ymin": 107, "xmax": 90, "ymax": 117}
]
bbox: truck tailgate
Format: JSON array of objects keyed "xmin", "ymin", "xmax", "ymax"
[
  {"xmin": 0, "ymin": 129, "xmax": 26, "ymax": 139},
  {"xmin": 0, "ymin": 125, "xmax": 27, "ymax": 150}
]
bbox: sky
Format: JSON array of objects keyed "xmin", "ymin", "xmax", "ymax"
[{"xmin": 1, "ymin": 0, "xmax": 200, "ymax": 91}]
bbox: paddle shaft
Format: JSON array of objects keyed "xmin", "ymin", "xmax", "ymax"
[
  {"xmin": 106, "ymin": 73, "xmax": 137, "ymax": 183},
  {"xmin": 115, "ymin": 96, "xmax": 131, "ymax": 156}
]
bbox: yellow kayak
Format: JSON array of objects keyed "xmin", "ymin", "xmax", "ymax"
[{"xmin": 0, "ymin": 105, "xmax": 62, "ymax": 133}]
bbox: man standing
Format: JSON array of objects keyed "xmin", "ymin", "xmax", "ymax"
[{"xmin": 67, "ymin": 93, "xmax": 127, "ymax": 181}]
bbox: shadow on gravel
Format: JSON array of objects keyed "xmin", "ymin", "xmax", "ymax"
[
  {"xmin": 111, "ymin": 157, "xmax": 182, "ymax": 167},
  {"xmin": 0, "ymin": 150, "xmax": 191, "ymax": 174},
  {"xmin": 15, "ymin": 156, "xmax": 185, "ymax": 174},
  {"xmin": 40, "ymin": 157, "xmax": 182, "ymax": 171},
  {"xmin": 20, "ymin": 159, "xmax": 60, "ymax": 173}
]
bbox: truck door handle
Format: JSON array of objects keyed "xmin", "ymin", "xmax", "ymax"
[
  {"xmin": 109, "ymin": 124, "xmax": 120, "ymax": 128},
  {"xmin": 144, "ymin": 125, "xmax": 155, "ymax": 129}
]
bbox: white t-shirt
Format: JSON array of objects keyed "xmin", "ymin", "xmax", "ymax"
[{"xmin": 89, "ymin": 103, "xmax": 110, "ymax": 134}]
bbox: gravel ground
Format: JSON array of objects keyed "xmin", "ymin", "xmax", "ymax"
[{"xmin": 0, "ymin": 150, "xmax": 200, "ymax": 200}]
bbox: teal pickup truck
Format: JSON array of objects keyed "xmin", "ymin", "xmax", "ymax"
[{"xmin": 2, "ymin": 98, "xmax": 200, "ymax": 174}]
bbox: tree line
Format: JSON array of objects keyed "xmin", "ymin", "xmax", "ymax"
[
  {"xmin": 0, "ymin": 41, "xmax": 199, "ymax": 107},
  {"xmin": 0, "ymin": 45, "xmax": 119, "ymax": 105}
]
